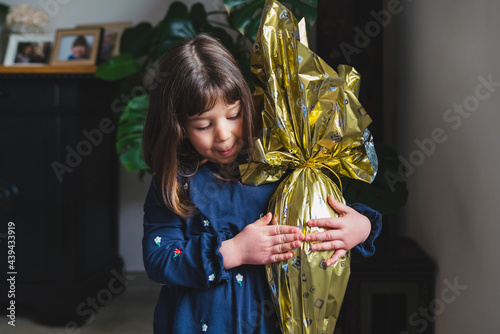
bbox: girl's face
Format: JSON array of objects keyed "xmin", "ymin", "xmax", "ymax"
[
  {"xmin": 184, "ymin": 99, "xmax": 244, "ymax": 164},
  {"xmin": 71, "ymin": 45, "xmax": 86, "ymax": 59}
]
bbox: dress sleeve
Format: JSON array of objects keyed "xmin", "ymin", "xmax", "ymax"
[
  {"xmin": 349, "ymin": 203, "xmax": 382, "ymax": 257},
  {"xmin": 142, "ymin": 178, "xmax": 232, "ymax": 288}
]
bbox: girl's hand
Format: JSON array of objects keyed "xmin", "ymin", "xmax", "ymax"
[
  {"xmin": 305, "ymin": 196, "xmax": 370, "ymax": 267},
  {"xmin": 221, "ymin": 213, "xmax": 304, "ymax": 269}
]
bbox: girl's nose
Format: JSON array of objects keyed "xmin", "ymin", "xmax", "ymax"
[{"xmin": 215, "ymin": 122, "xmax": 231, "ymax": 142}]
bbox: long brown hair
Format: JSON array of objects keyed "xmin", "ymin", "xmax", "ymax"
[{"xmin": 143, "ymin": 34, "xmax": 256, "ymax": 219}]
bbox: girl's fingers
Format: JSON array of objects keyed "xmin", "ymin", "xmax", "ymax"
[
  {"xmin": 326, "ymin": 249, "xmax": 347, "ymax": 266},
  {"xmin": 271, "ymin": 224, "xmax": 303, "ymax": 235},
  {"xmin": 256, "ymin": 212, "xmax": 273, "ymax": 225},
  {"xmin": 268, "ymin": 252, "xmax": 294, "ymax": 264},
  {"xmin": 327, "ymin": 196, "xmax": 349, "ymax": 213},
  {"xmin": 270, "ymin": 240, "xmax": 301, "ymax": 255},
  {"xmin": 309, "ymin": 240, "xmax": 345, "ymax": 252},
  {"xmin": 307, "ymin": 217, "xmax": 338, "ymax": 228},
  {"xmin": 256, "ymin": 213, "xmax": 302, "ymax": 235},
  {"xmin": 271, "ymin": 232, "xmax": 304, "ymax": 246},
  {"xmin": 305, "ymin": 230, "xmax": 342, "ymax": 242}
]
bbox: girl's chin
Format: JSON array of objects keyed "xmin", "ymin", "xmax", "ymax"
[{"xmin": 209, "ymin": 156, "xmax": 238, "ymax": 165}]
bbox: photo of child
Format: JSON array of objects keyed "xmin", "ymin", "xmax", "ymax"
[
  {"xmin": 57, "ymin": 34, "xmax": 94, "ymax": 61},
  {"xmin": 50, "ymin": 28, "xmax": 102, "ymax": 66},
  {"xmin": 75, "ymin": 22, "xmax": 131, "ymax": 61},
  {"xmin": 67, "ymin": 35, "xmax": 90, "ymax": 60}
]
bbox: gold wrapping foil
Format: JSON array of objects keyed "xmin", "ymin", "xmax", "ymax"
[{"xmin": 240, "ymin": 0, "xmax": 378, "ymax": 333}]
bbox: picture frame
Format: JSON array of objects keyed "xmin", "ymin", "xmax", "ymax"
[
  {"xmin": 76, "ymin": 22, "xmax": 131, "ymax": 61},
  {"xmin": 50, "ymin": 28, "xmax": 102, "ymax": 66},
  {"xmin": 3, "ymin": 34, "xmax": 54, "ymax": 66}
]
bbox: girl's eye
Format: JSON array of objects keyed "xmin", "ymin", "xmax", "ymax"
[
  {"xmin": 228, "ymin": 112, "xmax": 241, "ymax": 120},
  {"xmin": 196, "ymin": 124, "xmax": 211, "ymax": 130}
]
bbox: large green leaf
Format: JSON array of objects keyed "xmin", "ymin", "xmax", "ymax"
[
  {"xmin": 116, "ymin": 95, "xmax": 149, "ymax": 172},
  {"xmin": 223, "ymin": 0, "xmax": 317, "ymax": 40},
  {"xmin": 95, "ymin": 54, "xmax": 142, "ymax": 81},
  {"xmin": 0, "ymin": 3, "xmax": 9, "ymax": 15},
  {"xmin": 156, "ymin": 2, "xmax": 197, "ymax": 59},
  {"xmin": 224, "ymin": 0, "xmax": 264, "ymax": 37},
  {"xmin": 119, "ymin": 22, "xmax": 155, "ymax": 59},
  {"xmin": 190, "ymin": 3, "xmax": 235, "ymax": 53}
]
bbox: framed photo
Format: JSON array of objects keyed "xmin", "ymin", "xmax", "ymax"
[
  {"xmin": 50, "ymin": 28, "xmax": 102, "ymax": 66},
  {"xmin": 3, "ymin": 34, "xmax": 54, "ymax": 66},
  {"xmin": 76, "ymin": 22, "xmax": 131, "ymax": 61}
]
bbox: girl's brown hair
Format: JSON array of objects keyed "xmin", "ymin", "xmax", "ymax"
[{"xmin": 143, "ymin": 34, "xmax": 256, "ymax": 218}]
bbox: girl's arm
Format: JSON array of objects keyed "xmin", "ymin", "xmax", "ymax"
[
  {"xmin": 143, "ymin": 179, "xmax": 304, "ymax": 288},
  {"xmin": 143, "ymin": 178, "xmax": 231, "ymax": 289},
  {"xmin": 305, "ymin": 196, "xmax": 382, "ymax": 267}
]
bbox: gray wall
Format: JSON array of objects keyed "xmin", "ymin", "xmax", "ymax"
[{"xmin": 394, "ymin": 0, "xmax": 500, "ymax": 333}]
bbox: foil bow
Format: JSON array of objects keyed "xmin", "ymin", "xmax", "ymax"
[{"xmin": 240, "ymin": 0, "xmax": 378, "ymax": 332}]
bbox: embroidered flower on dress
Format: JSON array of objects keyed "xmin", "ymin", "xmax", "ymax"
[
  {"xmin": 173, "ymin": 248, "xmax": 182, "ymax": 260},
  {"xmin": 208, "ymin": 273, "xmax": 215, "ymax": 282},
  {"xmin": 201, "ymin": 320, "xmax": 208, "ymax": 332},
  {"xmin": 154, "ymin": 236, "xmax": 161, "ymax": 246},
  {"xmin": 236, "ymin": 273, "xmax": 243, "ymax": 287},
  {"xmin": 203, "ymin": 220, "xmax": 210, "ymax": 227}
]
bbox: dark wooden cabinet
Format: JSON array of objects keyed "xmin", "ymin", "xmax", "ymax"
[
  {"xmin": 336, "ymin": 237, "xmax": 436, "ymax": 334},
  {"xmin": 0, "ymin": 66, "xmax": 123, "ymax": 326}
]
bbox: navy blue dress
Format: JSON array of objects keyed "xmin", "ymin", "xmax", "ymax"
[{"xmin": 143, "ymin": 163, "xmax": 382, "ymax": 334}]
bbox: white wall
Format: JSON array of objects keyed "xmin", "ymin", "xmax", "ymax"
[
  {"xmin": 395, "ymin": 0, "xmax": 500, "ymax": 332},
  {"xmin": 5, "ymin": 0, "xmax": 182, "ymax": 33}
]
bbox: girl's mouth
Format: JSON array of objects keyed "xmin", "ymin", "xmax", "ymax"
[
  {"xmin": 218, "ymin": 145, "xmax": 235, "ymax": 155},
  {"xmin": 217, "ymin": 145, "xmax": 235, "ymax": 155}
]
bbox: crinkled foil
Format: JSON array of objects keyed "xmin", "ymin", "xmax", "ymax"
[{"xmin": 240, "ymin": 0, "xmax": 378, "ymax": 333}]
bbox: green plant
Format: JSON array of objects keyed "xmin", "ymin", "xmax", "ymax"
[
  {"xmin": 96, "ymin": 2, "xmax": 242, "ymax": 172},
  {"xmin": 223, "ymin": 0, "xmax": 317, "ymax": 40},
  {"xmin": 0, "ymin": 3, "xmax": 9, "ymax": 15},
  {"xmin": 96, "ymin": 0, "xmax": 317, "ymax": 173},
  {"xmin": 96, "ymin": 0, "xmax": 406, "ymax": 214}
]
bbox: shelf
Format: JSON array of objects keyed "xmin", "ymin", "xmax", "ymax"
[{"xmin": 0, "ymin": 65, "xmax": 97, "ymax": 74}]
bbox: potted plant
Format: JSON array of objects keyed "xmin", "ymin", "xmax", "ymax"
[
  {"xmin": 95, "ymin": 0, "xmax": 317, "ymax": 172},
  {"xmin": 95, "ymin": 0, "xmax": 407, "ymax": 215}
]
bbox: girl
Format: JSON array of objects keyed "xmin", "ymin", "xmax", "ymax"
[{"xmin": 142, "ymin": 34, "xmax": 381, "ymax": 333}]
